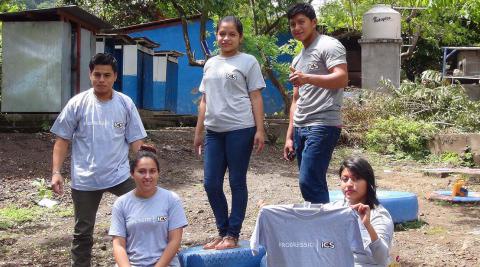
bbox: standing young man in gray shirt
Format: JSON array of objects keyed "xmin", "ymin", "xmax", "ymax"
[
  {"xmin": 283, "ymin": 3, "xmax": 348, "ymax": 204},
  {"xmin": 50, "ymin": 53, "xmax": 147, "ymax": 266}
]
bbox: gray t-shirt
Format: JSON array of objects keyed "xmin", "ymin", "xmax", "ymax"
[
  {"xmin": 109, "ymin": 187, "xmax": 188, "ymax": 267},
  {"xmin": 331, "ymin": 200, "xmax": 394, "ymax": 267},
  {"xmin": 51, "ymin": 89, "xmax": 147, "ymax": 191},
  {"xmin": 250, "ymin": 203, "xmax": 370, "ymax": 267},
  {"xmin": 199, "ymin": 53, "xmax": 266, "ymax": 132},
  {"xmin": 292, "ymin": 34, "xmax": 347, "ymax": 127}
]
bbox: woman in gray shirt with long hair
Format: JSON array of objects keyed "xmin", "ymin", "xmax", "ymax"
[{"xmin": 334, "ymin": 157, "xmax": 394, "ymax": 266}]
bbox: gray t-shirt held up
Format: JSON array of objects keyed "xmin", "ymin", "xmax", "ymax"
[
  {"xmin": 291, "ymin": 34, "xmax": 347, "ymax": 127},
  {"xmin": 109, "ymin": 187, "xmax": 188, "ymax": 267},
  {"xmin": 250, "ymin": 204, "xmax": 371, "ymax": 267},
  {"xmin": 199, "ymin": 53, "xmax": 266, "ymax": 132},
  {"xmin": 51, "ymin": 89, "xmax": 147, "ymax": 191}
]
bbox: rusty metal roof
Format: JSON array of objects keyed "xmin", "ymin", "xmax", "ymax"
[
  {"xmin": 107, "ymin": 14, "xmax": 202, "ymax": 33},
  {"xmin": 0, "ymin": 5, "xmax": 112, "ymax": 31}
]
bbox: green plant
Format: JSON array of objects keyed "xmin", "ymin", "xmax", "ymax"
[
  {"xmin": 54, "ymin": 207, "xmax": 74, "ymax": 218},
  {"xmin": 461, "ymin": 146, "xmax": 476, "ymax": 167},
  {"xmin": 379, "ymin": 72, "xmax": 480, "ymax": 132},
  {"xmin": 31, "ymin": 178, "xmax": 53, "ymax": 200},
  {"xmin": 0, "ymin": 206, "xmax": 41, "ymax": 229},
  {"xmin": 365, "ymin": 117, "xmax": 438, "ymax": 159},
  {"xmin": 394, "ymin": 219, "xmax": 428, "ymax": 231},
  {"xmin": 40, "ymin": 121, "xmax": 51, "ymax": 132}
]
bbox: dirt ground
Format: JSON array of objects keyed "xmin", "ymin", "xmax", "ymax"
[{"xmin": 0, "ymin": 128, "xmax": 479, "ymax": 266}]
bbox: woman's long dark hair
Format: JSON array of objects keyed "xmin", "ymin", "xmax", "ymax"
[{"xmin": 339, "ymin": 157, "xmax": 380, "ymax": 209}]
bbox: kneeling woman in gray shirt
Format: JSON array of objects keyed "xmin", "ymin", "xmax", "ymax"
[
  {"xmin": 109, "ymin": 145, "xmax": 188, "ymax": 267},
  {"xmin": 333, "ymin": 157, "xmax": 394, "ymax": 266}
]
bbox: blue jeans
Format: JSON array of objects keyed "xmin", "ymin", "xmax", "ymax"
[
  {"xmin": 294, "ymin": 126, "xmax": 341, "ymax": 204},
  {"xmin": 203, "ymin": 127, "xmax": 255, "ymax": 238}
]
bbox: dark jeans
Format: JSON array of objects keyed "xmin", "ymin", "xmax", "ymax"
[
  {"xmin": 294, "ymin": 126, "xmax": 341, "ymax": 204},
  {"xmin": 203, "ymin": 127, "xmax": 255, "ymax": 238},
  {"xmin": 71, "ymin": 178, "xmax": 135, "ymax": 267}
]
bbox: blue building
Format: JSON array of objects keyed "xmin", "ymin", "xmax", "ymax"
[{"xmin": 112, "ymin": 16, "xmax": 286, "ymax": 115}]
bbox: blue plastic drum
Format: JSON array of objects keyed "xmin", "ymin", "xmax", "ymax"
[
  {"xmin": 329, "ymin": 190, "xmax": 419, "ymax": 223},
  {"xmin": 179, "ymin": 240, "xmax": 266, "ymax": 267}
]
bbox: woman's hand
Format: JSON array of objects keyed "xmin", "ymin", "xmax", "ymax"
[
  {"xmin": 254, "ymin": 130, "xmax": 265, "ymax": 154},
  {"xmin": 350, "ymin": 203, "xmax": 371, "ymax": 227},
  {"xmin": 193, "ymin": 133, "xmax": 204, "ymax": 156}
]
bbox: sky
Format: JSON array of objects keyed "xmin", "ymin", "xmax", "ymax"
[{"xmin": 311, "ymin": 0, "xmax": 330, "ymax": 10}]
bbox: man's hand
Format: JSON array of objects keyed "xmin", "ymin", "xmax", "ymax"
[
  {"xmin": 283, "ymin": 139, "xmax": 295, "ymax": 161},
  {"xmin": 289, "ymin": 66, "xmax": 309, "ymax": 87},
  {"xmin": 51, "ymin": 173, "xmax": 64, "ymax": 195}
]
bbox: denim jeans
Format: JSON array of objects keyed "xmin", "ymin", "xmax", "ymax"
[
  {"xmin": 71, "ymin": 178, "xmax": 135, "ymax": 267},
  {"xmin": 203, "ymin": 127, "xmax": 255, "ymax": 238},
  {"xmin": 294, "ymin": 125, "xmax": 341, "ymax": 204}
]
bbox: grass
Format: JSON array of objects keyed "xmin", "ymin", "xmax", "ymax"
[
  {"xmin": 0, "ymin": 206, "xmax": 42, "ymax": 229},
  {"xmin": 54, "ymin": 207, "xmax": 74, "ymax": 218},
  {"xmin": 394, "ymin": 219, "xmax": 428, "ymax": 231},
  {"xmin": 425, "ymin": 225, "xmax": 447, "ymax": 235}
]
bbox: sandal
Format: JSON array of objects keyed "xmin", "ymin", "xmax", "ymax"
[
  {"xmin": 215, "ymin": 235, "xmax": 239, "ymax": 250},
  {"xmin": 203, "ymin": 236, "xmax": 223, "ymax": 249}
]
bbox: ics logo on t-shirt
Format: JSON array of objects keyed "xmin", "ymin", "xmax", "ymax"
[
  {"xmin": 225, "ymin": 73, "xmax": 238, "ymax": 81},
  {"xmin": 321, "ymin": 241, "xmax": 335, "ymax": 249},
  {"xmin": 114, "ymin": 122, "xmax": 125, "ymax": 128},
  {"xmin": 156, "ymin": 216, "xmax": 168, "ymax": 222},
  {"xmin": 307, "ymin": 63, "xmax": 319, "ymax": 71}
]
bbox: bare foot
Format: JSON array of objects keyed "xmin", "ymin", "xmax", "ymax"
[
  {"xmin": 215, "ymin": 236, "xmax": 239, "ymax": 250},
  {"xmin": 257, "ymin": 199, "xmax": 267, "ymax": 208},
  {"xmin": 203, "ymin": 236, "xmax": 223, "ymax": 249}
]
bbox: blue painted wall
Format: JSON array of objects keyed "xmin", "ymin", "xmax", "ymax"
[
  {"xmin": 129, "ymin": 20, "xmax": 215, "ymax": 114},
  {"xmin": 128, "ymin": 20, "xmax": 291, "ymax": 115}
]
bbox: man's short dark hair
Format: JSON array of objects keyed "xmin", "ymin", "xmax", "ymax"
[
  {"xmin": 89, "ymin": 53, "xmax": 118, "ymax": 73},
  {"xmin": 287, "ymin": 2, "xmax": 317, "ymax": 20}
]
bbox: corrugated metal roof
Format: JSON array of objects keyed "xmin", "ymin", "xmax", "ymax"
[
  {"xmin": 154, "ymin": 50, "xmax": 184, "ymax": 57},
  {"xmin": 96, "ymin": 33, "xmax": 137, "ymax": 45},
  {"xmin": 132, "ymin": 36, "xmax": 159, "ymax": 49},
  {"xmin": 0, "ymin": 5, "xmax": 112, "ymax": 30},
  {"xmin": 107, "ymin": 14, "xmax": 202, "ymax": 33}
]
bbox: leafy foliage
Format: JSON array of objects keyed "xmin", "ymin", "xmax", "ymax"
[
  {"xmin": 365, "ymin": 116, "xmax": 437, "ymax": 159},
  {"xmin": 380, "ymin": 73, "xmax": 480, "ymax": 132},
  {"xmin": 344, "ymin": 70, "xmax": 480, "ymax": 159},
  {"xmin": 317, "ymin": 0, "xmax": 480, "ymax": 79}
]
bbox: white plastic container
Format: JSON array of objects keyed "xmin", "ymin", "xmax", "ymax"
[{"xmin": 362, "ymin": 4, "xmax": 401, "ymax": 39}]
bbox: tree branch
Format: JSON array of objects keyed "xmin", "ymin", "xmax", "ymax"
[
  {"xmin": 169, "ymin": 0, "xmax": 205, "ymax": 67},
  {"xmin": 401, "ymin": 24, "xmax": 421, "ymax": 61},
  {"xmin": 258, "ymin": 48, "xmax": 291, "ymax": 115},
  {"xmin": 261, "ymin": 14, "xmax": 287, "ymax": 35}
]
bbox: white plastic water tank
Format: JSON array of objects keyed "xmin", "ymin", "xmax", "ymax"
[{"xmin": 362, "ymin": 4, "xmax": 401, "ymax": 39}]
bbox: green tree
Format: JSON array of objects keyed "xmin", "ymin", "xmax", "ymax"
[{"xmin": 316, "ymin": 0, "xmax": 480, "ymax": 79}]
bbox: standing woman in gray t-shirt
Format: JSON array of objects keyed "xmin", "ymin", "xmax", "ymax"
[{"xmin": 194, "ymin": 16, "xmax": 266, "ymax": 250}]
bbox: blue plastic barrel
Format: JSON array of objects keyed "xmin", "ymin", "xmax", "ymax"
[
  {"xmin": 329, "ymin": 190, "xmax": 418, "ymax": 223},
  {"xmin": 179, "ymin": 240, "xmax": 265, "ymax": 267}
]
